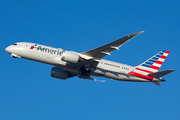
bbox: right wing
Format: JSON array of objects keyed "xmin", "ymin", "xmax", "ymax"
[{"xmin": 81, "ymin": 31, "xmax": 144, "ymax": 60}]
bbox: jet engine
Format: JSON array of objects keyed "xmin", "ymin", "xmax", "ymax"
[
  {"xmin": 51, "ymin": 67, "xmax": 73, "ymax": 80},
  {"xmin": 61, "ymin": 50, "xmax": 80, "ymax": 63}
]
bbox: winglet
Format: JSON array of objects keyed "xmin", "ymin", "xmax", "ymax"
[
  {"xmin": 127, "ymin": 31, "xmax": 144, "ymax": 38},
  {"xmin": 138, "ymin": 31, "xmax": 144, "ymax": 34}
]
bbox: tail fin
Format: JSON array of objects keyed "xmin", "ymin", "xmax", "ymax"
[{"xmin": 134, "ymin": 51, "xmax": 170, "ymax": 76}]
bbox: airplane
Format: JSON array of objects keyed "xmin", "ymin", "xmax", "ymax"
[{"xmin": 5, "ymin": 31, "xmax": 174, "ymax": 86}]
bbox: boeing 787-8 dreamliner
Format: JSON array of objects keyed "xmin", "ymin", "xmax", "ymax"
[{"xmin": 5, "ymin": 31, "xmax": 174, "ymax": 86}]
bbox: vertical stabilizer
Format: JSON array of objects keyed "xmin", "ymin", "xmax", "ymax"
[{"xmin": 134, "ymin": 51, "xmax": 170, "ymax": 76}]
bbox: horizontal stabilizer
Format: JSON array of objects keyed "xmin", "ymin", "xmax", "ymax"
[
  {"xmin": 148, "ymin": 69, "xmax": 175, "ymax": 78},
  {"xmin": 152, "ymin": 81, "xmax": 160, "ymax": 86}
]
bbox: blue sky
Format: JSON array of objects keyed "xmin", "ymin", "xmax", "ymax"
[{"xmin": 1, "ymin": 0, "xmax": 180, "ymax": 119}]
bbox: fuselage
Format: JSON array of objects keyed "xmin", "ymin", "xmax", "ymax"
[{"xmin": 5, "ymin": 42, "xmax": 162, "ymax": 82}]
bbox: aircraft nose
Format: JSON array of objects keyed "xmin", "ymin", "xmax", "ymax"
[
  {"xmin": 5, "ymin": 45, "xmax": 13, "ymax": 54},
  {"xmin": 5, "ymin": 46, "xmax": 10, "ymax": 53}
]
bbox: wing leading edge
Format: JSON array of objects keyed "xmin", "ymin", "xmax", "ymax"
[{"xmin": 81, "ymin": 31, "xmax": 144, "ymax": 59}]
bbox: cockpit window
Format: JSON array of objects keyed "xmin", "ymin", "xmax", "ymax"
[{"xmin": 13, "ymin": 43, "xmax": 17, "ymax": 45}]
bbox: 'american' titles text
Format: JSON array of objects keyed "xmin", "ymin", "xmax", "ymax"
[{"xmin": 36, "ymin": 46, "xmax": 63, "ymax": 56}]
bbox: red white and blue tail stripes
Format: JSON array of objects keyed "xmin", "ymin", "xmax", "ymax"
[{"xmin": 128, "ymin": 51, "xmax": 170, "ymax": 81}]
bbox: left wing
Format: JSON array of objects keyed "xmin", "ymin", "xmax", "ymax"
[{"xmin": 81, "ymin": 31, "xmax": 144, "ymax": 60}]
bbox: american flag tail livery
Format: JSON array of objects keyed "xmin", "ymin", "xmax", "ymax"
[{"xmin": 129, "ymin": 51, "xmax": 174, "ymax": 86}]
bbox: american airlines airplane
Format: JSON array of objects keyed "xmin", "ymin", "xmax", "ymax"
[{"xmin": 5, "ymin": 31, "xmax": 174, "ymax": 86}]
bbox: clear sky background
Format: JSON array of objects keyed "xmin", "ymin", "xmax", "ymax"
[{"xmin": 1, "ymin": 0, "xmax": 180, "ymax": 120}]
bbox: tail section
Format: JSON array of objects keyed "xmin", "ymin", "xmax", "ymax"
[
  {"xmin": 151, "ymin": 69, "xmax": 175, "ymax": 86},
  {"xmin": 134, "ymin": 51, "xmax": 170, "ymax": 75},
  {"xmin": 128, "ymin": 51, "xmax": 174, "ymax": 86}
]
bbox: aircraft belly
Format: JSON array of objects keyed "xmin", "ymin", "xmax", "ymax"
[
  {"xmin": 103, "ymin": 72, "xmax": 149, "ymax": 82},
  {"xmin": 90, "ymin": 68, "xmax": 105, "ymax": 77},
  {"xmin": 104, "ymin": 72, "xmax": 129, "ymax": 81}
]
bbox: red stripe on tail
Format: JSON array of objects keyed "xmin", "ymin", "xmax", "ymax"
[
  {"xmin": 160, "ymin": 55, "xmax": 167, "ymax": 59},
  {"xmin": 135, "ymin": 68, "xmax": 154, "ymax": 73},
  {"xmin": 165, "ymin": 51, "xmax": 170, "ymax": 54},
  {"xmin": 150, "ymin": 65, "xmax": 160, "ymax": 70},
  {"xmin": 155, "ymin": 60, "xmax": 163, "ymax": 65}
]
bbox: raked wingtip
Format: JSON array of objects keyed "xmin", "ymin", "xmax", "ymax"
[{"xmin": 138, "ymin": 31, "xmax": 144, "ymax": 34}]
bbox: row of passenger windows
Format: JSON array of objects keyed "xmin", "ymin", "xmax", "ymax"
[
  {"xmin": 12, "ymin": 43, "xmax": 29, "ymax": 47},
  {"xmin": 104, "ymin": 62, "xmax": 129, "ymax": 70},
  {"xmin": 104, "ymin": 63, "xmax": 121, "ymax": 68}
]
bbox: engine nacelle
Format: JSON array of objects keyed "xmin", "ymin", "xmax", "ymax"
[
  {"xmin": 51, "ymin": 67, "xmax": 72, "ymax": 80},
  {"xmin": 61, "ymin": 50, "xmax": 80, "ymax": 63}
]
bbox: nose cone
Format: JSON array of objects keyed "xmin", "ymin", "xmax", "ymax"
[{"xmin": 5, "ymin": 46, "xmax": 11, "ymax": 53}]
